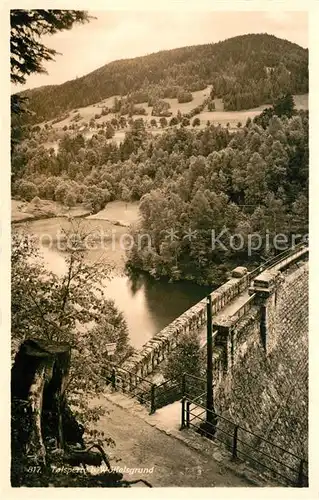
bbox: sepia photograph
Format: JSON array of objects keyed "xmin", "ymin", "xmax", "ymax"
[{"xmin": 9, "ymin": 5, "xmax": 310, "ymax": 490}]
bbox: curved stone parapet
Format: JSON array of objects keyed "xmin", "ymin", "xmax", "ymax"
[
  {"xmin": 122, "ymin": 270, "xmax": 253, "ymax": 378},
  {"xmin": 121, "ymin": 246, "xmax": 308, "ymax": 381}
]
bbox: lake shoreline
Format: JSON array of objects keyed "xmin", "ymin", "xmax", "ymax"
[
  {"xmin": 12, "ymin": 204, "xmax": 212, "ymax": 349},
  {"xmin": 11, "ymin": 198, "xmax": 92, "ymax": 224}
]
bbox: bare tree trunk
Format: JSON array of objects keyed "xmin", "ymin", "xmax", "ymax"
[
  {"xmin": 26, "ymin": 363, "xmax": 47, "ymax": 465},
  {"xmin": 11, "ymin": 339, "xmax": 71, "ymax": 465}
]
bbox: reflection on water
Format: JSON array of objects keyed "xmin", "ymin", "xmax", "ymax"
[
  {"xmin": 39, "ymin": 245, "xmax": 211, "ymax": 349},
  {"xmin": 23, "ymin": 217, "xmax": 211, "ymax": 349}
]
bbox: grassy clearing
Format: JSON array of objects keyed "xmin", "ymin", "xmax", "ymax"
[
  {"xmin": 43, "ymin": 87, "xmax": 212, "ymax": 131},
  {"xmin": 162, "ymin": 86, "xmax": 211, "ymax": 115},
  {"xmin": 87, "ymin": 200, "xmax": 140, "ymax": 224},
  {"xmin": 194, "ymin": 94, "xmax": 308, "ymax": 129},
  {"xmin": 40, "ymin": 91, "xmax": 308, "ymax": 145},
  {"xmin": 292, "ymin": 93, "xmax": 308, "ymax": 110},
  {"xmin": 196, "ymin": 108, "xmax": 264, "ymax": 129}
]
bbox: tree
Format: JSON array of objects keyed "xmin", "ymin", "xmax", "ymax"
[
  {"xmin": 176, "ymin": 110, "xmax": 182, "ymax": 123},
  {"xmin": 169, "ymin": 116, "xmax": 178, "ymax": 126},
  {"xmin": 255, "ymin": 106, "xmax": 275, "ymax": 128},
  {"xmin": 151, "ymin": 99, "xmax": 171, "ymax": 117},
  {"xmin": 245, "ymin": 152, "xmax": 268, "ymax": 205},
  {"xmin": 207, "ymin": 100, "xmax": 215, "ymax": 111},
  {"xmin": 181, "ymin": 117, "xmax": 190, "ymax": 127},
  {"xmin": 192, "ymin": 117, "xmax": 200, "ymax": 127},
  {"xmin": 245, "ymin": 117, "xmax": 252, "ymax": 128},
  {"xmin": 16, "ymin": 179, "xmax": 39, "ymax": 201},
  {"xmin": 65, "ymin": 190, "xmax": 77, "ymax": 207},
  {"xmin": 159, "ymin": 117, "xmax": 168, "ymax": 128},
  {"xmin": 83, "ymin": 186, "xmax": 110, "ymax": 212},
  {"xmin": 291, "ymin": 194, "xmax": 308, "ymax": 235},
  {"xmin": 105, "ymin": 123, "xmax": 115, "ymax": 139},
  {"xmin": 11, "ymin": 10, "xmax": 91, "ymax": 114},
  {"xmin": 11, "ymin": 227, "xmax": 155, "ymax": 487},
  {"xmin": 55, "ymin": 180, "xmax": 72, "ymax": 204},
  {"xmin": 177, "ymin": 90, "xmax": 193, "ymax": 103},
  {"xmin": 11, "ymin": 223, "xmax": 133, "ymax": 429},
  {"xmin": 273, "ymin": 94, "xmax": 296, "ymax": 118},
  {"xmin": 164, "ymin": 332, "xmax": 205, "ymax": 397},
  {"xmin": 265, "ymin": 139, "xmax": 288, "ymax": 191},
  {"xmin": 119, "ymin": 116, "xmax": 127, "ymax": 129},
  {"xmin": 38, "ymin": 176, "xmax": 60, "ymax": 199},
  {"xmin": 121, "ymin": 186, "xmax": 131, "ymax": 203},
  {"xmin": 111, "ymin": 118, "xmax": 119, "ymax": 128}
]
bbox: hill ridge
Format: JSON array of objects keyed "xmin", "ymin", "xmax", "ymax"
[{"xmin": 15, "ymin": 33, "xmax": 308, "ymax": 124}]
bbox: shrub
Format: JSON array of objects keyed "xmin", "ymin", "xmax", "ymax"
[
  {"xmin": 169, "ymin": 117, "xmax": 179, "ymax": 126},
  {"xmin": 84, "ymin": 186, "xmax": 110, "ymax": 212},
  {"xmin": 54, "ymin": 181, "xmax": 72, "ymax": 204},
  {"xmin": 133, "ymin": 106, "xmax": 147, "ymax": 115},
  {"xmin": 177, "ymin": 91, "xmax": 193, "ymax": 103},
  {"xmin": 207, "ymin": 100, "xmax": 215, "ymax": 111},
  {"xmin": 17, "ymin": 180, "xmax": 39, "ymax": 202},
  {"xmin": 159, "ymin": 117, "xmax": 168, "ymax": 128},
  {"xmin": 101, "ymin": 107, "xmax": 109, "ymax": 116},
  {"xmin": 65, "ymin": 190, "xmax": 77, "ymax": 207},
  {"xmin": 181, "ymin": 117, "xmax": 190, "ymax": 127},
  {"xmin": 150, "ymin": 119, "xmax": 157, "ymax": 128},
  {"xmin": 71, "ymin": 113, "xmax": 82, "ymax": 123},
  {"xmin": 164, "ymin": 332, "xmax": 205, "ymax": 397},
  {"xmin": 39, "ymin": 177, "xmax": 60, "ymax": 200}
]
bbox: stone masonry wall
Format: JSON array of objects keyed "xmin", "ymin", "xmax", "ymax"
[
  {"xmin": 214, "ymin": 262, "xmax": 308, "ymax": 479},
  {"xmin": 109, "ymin": 248, "xmax": 308, "ymax": 483},
  {"xmin": 120, "ymin": 271, "xmax": 252, "ymax": 383}
]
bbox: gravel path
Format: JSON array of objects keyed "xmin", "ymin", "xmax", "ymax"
[{"xmin": 95, "ymin": 395, "xmax": 252, "ymax": 487}]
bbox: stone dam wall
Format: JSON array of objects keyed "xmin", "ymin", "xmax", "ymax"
[
  {"xmin": 110, "ymin": 248, "xmax": 308, "ymax": 482},
  {"xmin": 213, "ymin": 261, "xmax": 308, "ymax": 478},
  {"xmin": 119, "ymin": 245, "xmax": 308, "ymax": 383},
  {"xmin": 120, "ymin": 270, "xmax": 253, "ymax": 381}
]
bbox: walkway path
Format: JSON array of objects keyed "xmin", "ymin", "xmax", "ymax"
[{"xmin": 93, "ymin": 394, "xmax": 254, "ymax": 487}]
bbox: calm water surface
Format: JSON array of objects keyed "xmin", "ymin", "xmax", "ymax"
[{"xmin": 20, "ymin": 216, "xmax": 211, "ymax": 349}]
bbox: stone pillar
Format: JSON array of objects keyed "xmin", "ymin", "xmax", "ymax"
[
  {"xmin": 249, "ymin": 269, "xmax": 282, "ymax": 354},
  {"xmin": 214, "ymin": 323, "xmax": 232, "ymax": 374}
]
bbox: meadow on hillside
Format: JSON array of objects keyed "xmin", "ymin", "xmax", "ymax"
[{"xmin": 40, "ymin": 90, "xmax": 308, "ymax": 147}]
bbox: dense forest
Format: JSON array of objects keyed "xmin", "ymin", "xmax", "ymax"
[
  {"xmin": 12, "ymin": 95, "xmax": 308, "ymax": 285},
  {"xmin": 14, "ymin": 34, "xmax": 308, "ymax": 124}
]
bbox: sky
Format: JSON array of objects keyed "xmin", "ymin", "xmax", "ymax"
[{"xmin": 14, "ymin": 10, "xmax": 308, "ymax": 92}]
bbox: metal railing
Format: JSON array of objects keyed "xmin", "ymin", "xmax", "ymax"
[
  {"xmin": 154, "ymin": 379, "xmax": 182, "ymax": 410},
  {"xmin": 247, "ymin": 241, "xmax": 307, "ymax": 280},
  {"xmin": 181, "ymin": 397, "xmax": 308, "ymax": 487},
  {"xmin": 104, "ymin": 366, "xmax": 206, "ymax": 414},
  {"xmin": 104, "ymin": 364, "xmax": 156, "ymax": 412},
  {"xmin": 215, "ymin": 242, "xmax": 308, "ymax": 324},
  {"xmin": 270, "ymin": 246, "xmax": 308, "ymax": 272}
]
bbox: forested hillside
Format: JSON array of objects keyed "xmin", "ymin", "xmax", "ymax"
[
  {"xmin": 12, "ymin": 99, "xmax": 308, "ymax": 284},
  {"xmin": 15, "ymin": 34, "xmax": 308, "ymax": 124}
]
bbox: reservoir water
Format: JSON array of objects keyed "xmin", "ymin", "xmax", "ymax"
[{"xmin": 17, "ymin": 213, "xmax": 211, "ymax": 349}]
